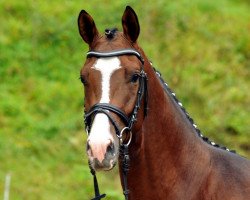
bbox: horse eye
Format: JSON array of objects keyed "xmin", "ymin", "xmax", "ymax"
[
  {"xmin": 131, "ymin": 74, "xmax": 140, "ymax": 83},
  {"xmin": 80, "ymin": 76, "xmax": 87, "ymax": 85}
]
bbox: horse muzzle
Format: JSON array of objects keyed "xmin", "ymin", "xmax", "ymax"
[{"xmin": 87, "ymin": 139, "xmax": 118, "ymax": 171}]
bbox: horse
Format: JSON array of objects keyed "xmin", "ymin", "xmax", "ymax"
[{"xmin": 78, "ymin": 6, "xmax": 250, "ymax": 200}]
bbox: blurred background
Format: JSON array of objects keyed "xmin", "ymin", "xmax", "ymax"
[{"xmin": 0, "ymin": 0, "xmax": 249, "ymax": 199}]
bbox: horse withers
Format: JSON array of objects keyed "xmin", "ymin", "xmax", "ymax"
[{"xmin": 78, "ymin": 6, "xmax": 250, "ymax": 200}]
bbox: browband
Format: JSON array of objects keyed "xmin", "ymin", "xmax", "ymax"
[{"xmin": 87, "ymin": 48, "xmax": 144, "ymax": 64}]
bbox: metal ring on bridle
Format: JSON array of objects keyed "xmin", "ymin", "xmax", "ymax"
[{"xmin": 119, "ymin": 127, "xmax": 132, "ymax": 146}]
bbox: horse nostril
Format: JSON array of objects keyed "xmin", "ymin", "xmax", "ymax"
[
  {"xmin": 106, "ymin": 141, "xmax": 115, "ymax": 155},
  {"xmin": 86, "ymin": 140, "xmax": 91, "ymax": 151}
]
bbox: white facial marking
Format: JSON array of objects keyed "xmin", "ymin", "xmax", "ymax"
[{"xmin": 87, "ymin": 57, "xmax": 121, "ymax": 162}]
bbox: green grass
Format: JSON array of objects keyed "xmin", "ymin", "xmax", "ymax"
[{"xmin": 0, "ymin": 0, "xmax": 249, "ymax": 199}]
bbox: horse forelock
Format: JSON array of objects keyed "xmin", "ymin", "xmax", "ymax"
[{"xmin": 90, "ymin": 31, "xmax": 136, "ymax": 52}]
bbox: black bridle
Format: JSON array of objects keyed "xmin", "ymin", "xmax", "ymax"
[{"xmin": 84, "ymin": 48, "xmax": 148, "ymax": 200}]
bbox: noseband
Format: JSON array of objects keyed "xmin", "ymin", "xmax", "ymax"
[{"xmin": 84, "ymin": 49, "xmax": 148, "ymax": 200}]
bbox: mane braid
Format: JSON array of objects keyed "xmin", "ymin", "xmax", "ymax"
[{"xmin": 151, "ymin": 64, "xmax": 236, "ymax": 154}]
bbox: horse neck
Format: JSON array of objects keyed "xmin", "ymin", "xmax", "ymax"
[
  {"xmin": 135, "ymin": 59, "xmax": 209, "ymax": 164},
  {"xmin": 148, "ymin": 68, "xmax": 203, "ymax": 156},
  {"xmin": 120, "ymin": 58, "xmax": 211, "ymax": 197}
]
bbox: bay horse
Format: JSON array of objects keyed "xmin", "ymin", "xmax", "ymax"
[{"xmin": 78, "ymin": 6, "xmax": 250, "ymax": 200}]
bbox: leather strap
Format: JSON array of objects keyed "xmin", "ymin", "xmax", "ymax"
[
  {"xmin": 85, "ymin": 103, "xmax": 129, "ymax": 136},
  {"xmin": 87, "ymin": 48, "xmax": 144, "ymax": 64}
]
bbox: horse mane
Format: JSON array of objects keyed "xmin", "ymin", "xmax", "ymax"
[{"xmin": 152, "ymin": 65, "xmax": 236, "ymax": 154}]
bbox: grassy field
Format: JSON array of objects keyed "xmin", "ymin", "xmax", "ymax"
[{"xmin": 0, "ymin": 0, "xmax": 249, "ymax": 199}]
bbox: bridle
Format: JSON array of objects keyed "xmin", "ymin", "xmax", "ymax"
[
  {"xmin": 84, "ymin": 48, "xmax": 148, "ymax": 143},
  {"xmin": 84, "ymin": 48, "xmax": 148, "ymax": 200}
]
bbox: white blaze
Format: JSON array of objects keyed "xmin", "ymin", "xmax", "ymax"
[{"xmin": 87, "ymin": 57, "xmax": 121, "ymax": 162}]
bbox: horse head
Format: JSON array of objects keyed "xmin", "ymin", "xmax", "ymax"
[{"xmin": 78, "ymin": 6, "xmax": 147, "ymax": 171}]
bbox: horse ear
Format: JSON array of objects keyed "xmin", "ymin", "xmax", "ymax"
[
  {"xmin": 122, "ymin": 6, "xmax": 140, "ymax": 43},
  {"xmin": 78, "ymin": 10, "xmax": 99, "ymax": 45}
]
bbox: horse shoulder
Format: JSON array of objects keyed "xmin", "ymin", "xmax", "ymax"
[{"xmin": 199, "ymin": 148, "xmax": 250, "ymax": 199}]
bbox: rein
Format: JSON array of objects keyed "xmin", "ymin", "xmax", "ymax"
[{"xmin": 84, "ymin": 48, "xmax": 148, "ymax": 200}]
